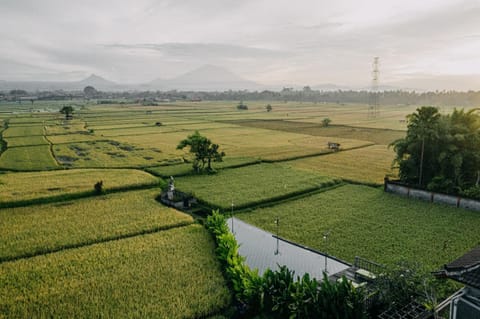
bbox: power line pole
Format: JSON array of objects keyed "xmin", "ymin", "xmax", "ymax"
[{"xmin": 368, "ymin": 57, "xmax": 380, "ymax": 118}]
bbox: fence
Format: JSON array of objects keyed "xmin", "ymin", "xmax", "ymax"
[{"xmin": 384, "ymin": 178, "xmax": 480, "ymax": 211}]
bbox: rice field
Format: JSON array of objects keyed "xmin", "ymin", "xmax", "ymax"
[
  {"xmin": 52, "ymin": 141, "xmax": 171, "ymax": 168},
  {"xmin": 0, "ymin": 99, "xmax": 467, "ymax": 317},
  {"xmin": 0, "ymin": 145, "xmax": 58, "ymax": 170},
  {"xmin": 175, "ymin": 163, "xmax": 340, "ymax": 209},
  {"xmin": 2, "ymin": 124, "xmax": 44, "ymax": 137},
  {"xmin": 231, "ymin": 120, "xmax": 405, "ymax": 145},
  {"xmin": 146, "ymin": 156, "xmax": 260, "ymax": 177},
  {"xmin": 0, "ymin": 225, "xmax": 230, "ymax": 319},
  {"xmin": 0, "ymin": 189, "xmax": 193, "ymax": 261},
  {"xmin": 0, "ymin": 168, "xmax": 158, "ymax": 203},
  {"xmin": 238, "ymin": 184, "xmax": 480, "ymax": 270},
  {"xmin": 288, "ymin": 144, "xmax": 397, "ymax": 184}
]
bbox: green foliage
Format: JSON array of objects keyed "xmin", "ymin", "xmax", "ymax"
[
  {"xmin": 391, "ymin": 107, "xmax": 480, "ymax": 192},
  {"xmin": 237, "ymin": 101, "xmax": 248, "ymax": 110},
  {"xmin": 93, "ymin": 180, "xmax": 104, "ymax": 194},
  {"xmin": 460, "ymin": 185, "xmax": 480, "ymax": 199},
  {"xmin": 205, "ymin": 210, "xmax": 366, "ymax": 318},
  {"xmin": 83, "ymin": 86, "xmax": 97, "ymax": 98},
  {"xmin": 59, "ymin": 105, "xmax": 74, "ymax": 119},
  {"xmin": 322, "ymin": 117, "xmax": 331, "ymax": 127},
  {"xmin": 370, "ymin": 261, "xmax": 451, "ymax": 316},
  {"xmin": 374, "ymin": 261, "xmax": 424, "ymax": 308},
  {"xmin": 266, "ymin": 104, "xmax": 272, "ymax": 112},
  {"xmin": 177, "ymin": 131, "xmax": 226, "ymax": 172}
]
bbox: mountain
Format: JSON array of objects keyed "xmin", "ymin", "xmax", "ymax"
[
  {"xmin": 0, "ymin": 74, "xmax": 120, "ymax": 91},
  {"xmin": 148, "ymin": 65, "xmax": 261, "ymax": 91},
  {"xmin": 77, "ymin": 74, "xmax": 118, "ymax": 89}
]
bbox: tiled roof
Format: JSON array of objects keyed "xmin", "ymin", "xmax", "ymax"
[
  {"xmin": 445, "ymin": 246, "xmax": 480, "ymax": 271},
  {"xmin": 435, "ymin": 246, "xmax": 480, "ymax": 289},
  {"xmin": 452, "ymin": 266, "xmax": 480, "ymax": 289}
]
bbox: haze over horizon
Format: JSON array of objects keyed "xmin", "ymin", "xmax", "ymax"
[{"xmin": 1, "ymin": 0, "xmax": 480, "ymax": 91}]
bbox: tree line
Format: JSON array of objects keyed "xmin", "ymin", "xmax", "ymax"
[
  {"xmin": 3, "ymin": 88, "xmax": 480, "ymax": 106},
  {"xmin": 391, "ymin": 106, "xmax": 480, "ymax": 197}
]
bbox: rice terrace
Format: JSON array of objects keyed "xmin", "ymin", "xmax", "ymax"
[{"xmin": 0, "ymin": 94, "xmax": 479, "ymax": 318}]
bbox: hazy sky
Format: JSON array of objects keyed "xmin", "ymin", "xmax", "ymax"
[{"xmin": 1, "ymin": 0, "xmax": 480, "ymax": 89}]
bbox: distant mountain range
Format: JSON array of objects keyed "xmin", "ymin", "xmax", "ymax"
[
  {"xmin": 1, "ymin": 65, "xmax": 479, "ymax": 92},
  {"xmin": 148, "ymin": 65, "xmax": 260, "ymax": 91},
  {"xmin": 0, "ymin": 65, "xmax": 262, "ymax": 92}
]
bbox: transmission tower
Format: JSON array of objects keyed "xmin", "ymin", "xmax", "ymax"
[{"xmin": 368, "ymin": 57, "xmax": 380, "ymax": 118}]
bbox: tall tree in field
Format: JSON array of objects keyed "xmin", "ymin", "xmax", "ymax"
[
  {"xmin": 60, "ymin": 105, "xmax": 74, "ymax": 120},
  {"xmin": 177, "ymin": 131, "xmax": 225, "ymax": 172},
  {"xmin": 391, "ymin": 106, "xmax": 441, "ymax": 186}
]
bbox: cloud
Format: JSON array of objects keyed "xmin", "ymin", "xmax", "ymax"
[{"xmin": 0, "ymin": 0, "xmax": 479, "ymax": 90}]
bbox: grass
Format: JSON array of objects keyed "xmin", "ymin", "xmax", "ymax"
[
  {"xmin": 289, "ymin": 144, "xmax": 397, "ymax": 185},
  {"xmin": 146, "ymin": 156, "xmax": 260, "ymax": 177},
  {"xmin": 0, "ymin": 168, "xmax": 158, "ymax": 203},
  {"xmin": 0, "ymin": 145, "xmax": 58, "ymax": 170},
  {"xmin": 0, "ymin": 224, "xmax": 230, "ymax": 318},
  {"xmin": 175, "ymin": 163, "xmax": 340, "ymax": 210},
  {"xmin": 238, "ymin": 184, "xmax": 480, "ymax": 270},
  {"xmin": 0, "ymin": 189, "xmax": 194, "ymax": 261}
]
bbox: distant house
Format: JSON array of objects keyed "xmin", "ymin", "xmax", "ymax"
[{"xmin": 434, "ymin": 246, "xmax": 480, "ymax": 318}]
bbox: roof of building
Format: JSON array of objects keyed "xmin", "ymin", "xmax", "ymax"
[
  {"xmin": 435, "ymin": 246, "xmax": 480, "ymax": 289},
  {"xmin": 445, "ymin": 246, "xmax": 480, "ymax": 271}
]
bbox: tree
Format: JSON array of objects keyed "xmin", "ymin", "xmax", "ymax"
[
  {"xmin": 391, "ymin": 107, "xmax": 480, "ymax": 193},
  {"xmin": 83, "ymin": 86, "xmax": 97, "ymax": 99},
  {"xmin": 266, "ymin": 104, "xmax": 272, "ymax": 112},
  {"xmin": 237, "ymin": 101, "xmax": 248, "ymax": 110},
  {"xmin": 391, "ymin": 107, "xmax": 441, "ymax": 186},
  {"xmin": 59, "ymin": 105, "xmax": 74, "ymax": 120},
  {"xmin": 322, "ymin": 117, "xmax": 331, "ymax": 127},
  {"xmin": 177, "ymin": 131, "xmax": 225, "ymax": 172}
]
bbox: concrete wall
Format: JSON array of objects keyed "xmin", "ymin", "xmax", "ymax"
[{"xmin": 384, "ymin": 180, "xmax": 480, "ymax": 212}]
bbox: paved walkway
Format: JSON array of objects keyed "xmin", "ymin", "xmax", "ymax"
[{"xmin": 227, "ymin": 217, "xmax": 350, "ymax": 280}]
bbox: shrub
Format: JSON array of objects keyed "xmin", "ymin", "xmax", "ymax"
[
  {"xmin": 236, "ymin": 102, "xmax": 248, "ymax": 110},
  {"xmin": 205, "ymin": 210, "xmax": 367, "ymax": 318},
  {"xmin": 460, "ymin": 185, "xmax": 480, "ymax": 200},
  {"xmin": 94, "ymin": 181, "xmax": 104, "ymax": 195}
]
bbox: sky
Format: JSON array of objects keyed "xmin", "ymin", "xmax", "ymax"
[{"xmin": 1, "ymin": 0, "xmax": 480, "ymax": 90}]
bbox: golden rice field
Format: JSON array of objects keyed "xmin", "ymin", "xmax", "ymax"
[
  {"xmin": 0, "ymin": 100, "xmax": 408, "ymax": 176},
  {"xmin": 0, "ymin": 225, "xmax": 230, "ymax": 319},
  {"xmin": 0, "ymin": 168, "xmax": 158, "ymax": 203},
  {"xmin": 288, "ymin": 144, "xmax": 397, "ymax": 184},
  {"xmin": 0, "ymin": 189, "xmax": 193, "ymax": 261}
]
